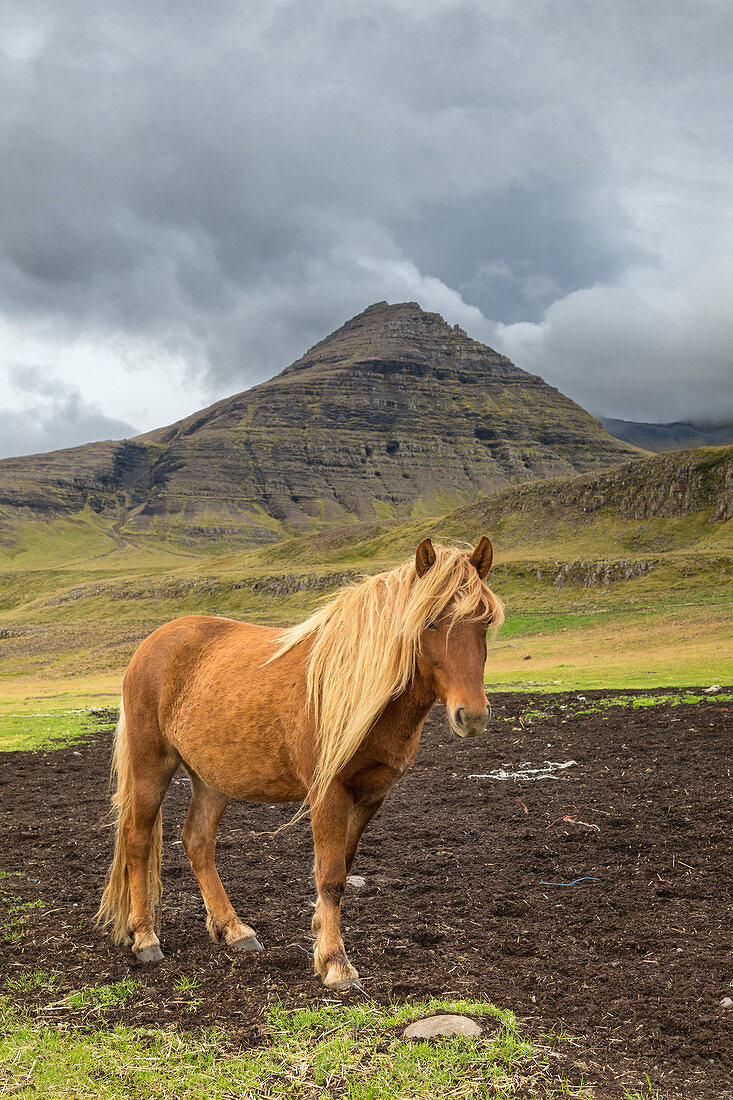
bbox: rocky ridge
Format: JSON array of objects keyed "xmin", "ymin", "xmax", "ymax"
[
  {"xmin": 601, "ymin": 417, "xmax": 733, "ymax": 453},
  {"xmin": 446, "ymin": 445, "xmax": 733, "ymax": 530}
]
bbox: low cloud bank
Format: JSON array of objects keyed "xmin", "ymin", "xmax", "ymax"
[{"xmin": 1, "ymin": 0, "xmax": 731, "ymax": 455}]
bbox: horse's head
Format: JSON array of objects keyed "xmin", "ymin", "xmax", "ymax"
[{"xmin": 414, "ymin": 535, "xmax": 499, "ymax": 738}]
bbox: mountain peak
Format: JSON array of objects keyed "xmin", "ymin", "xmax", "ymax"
[
  {"xmin": 348, "ymin": 299, "xmax": 441, "ymax": 324},
  {"xmin": 327, "ymin": 298, "xmax": 468, "ymax": 338},
  {"xmin": 279, "ymin": 300, "xmax": 490, "ymax": 381},
  {"xmin": 0, "ymin": 301, "xmax": 640, "ymax": 548}
]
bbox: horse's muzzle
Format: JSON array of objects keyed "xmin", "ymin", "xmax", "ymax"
[{"xmin": 450, "ymin": 705, "xmax": 488, "ymax": 738}]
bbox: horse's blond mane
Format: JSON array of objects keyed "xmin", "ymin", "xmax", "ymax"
[{"xmin": 270, "ymin": 543, "xmax": 503, "ymax": 812}]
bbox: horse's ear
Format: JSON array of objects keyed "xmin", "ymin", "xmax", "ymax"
[
  {"xmin": 415, "ymin": 536, "xmax": 437, "ymax": 577},
  {"xmin": 470, "ymin": 535, "xmax": 493, "ymax": 578}
]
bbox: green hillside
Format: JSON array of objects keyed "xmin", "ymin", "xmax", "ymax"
[{"xmin": 1, "ymin": 446, "xmax": 730, "ymax": 706}]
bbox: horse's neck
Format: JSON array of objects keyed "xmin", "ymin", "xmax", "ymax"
[{"xmin": 380, "ymin": 668, "xmax": 436, "ymax": 736}]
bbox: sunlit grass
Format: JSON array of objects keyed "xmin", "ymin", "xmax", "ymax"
[
  {"xmin": 485, "ymin": 600, "xmax": 732, "ymax": 690},
  {"xmin": 0, "ymin": 707, "xmax": 114, "ymax": 752},
  {"xmin": 49, "ymin": 980, "xmax": 142, "ymax": 1012},
  {"xmin": 0, "ymin": 686, "xmax": 120, "ymax": 715},
  {"xmin": 5, "ymin": 971, "xmax": 62, "ymax": 994}
]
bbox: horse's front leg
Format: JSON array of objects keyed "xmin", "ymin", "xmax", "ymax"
[
  {"xmin": 311, "ymin": 793, "xmax": 385, "ymax": 941},
  {"xmin": 310, "ymin": 781, "xmax": 360, "ymax": 989}
]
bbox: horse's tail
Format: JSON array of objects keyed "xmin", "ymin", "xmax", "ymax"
[{"xmin": 95, "ymin": 699, "xmax": 163, "ymax": 944}]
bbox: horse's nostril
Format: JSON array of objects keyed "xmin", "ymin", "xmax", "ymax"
[{"xmin": 452, "ymin": 704, "xmax": 489, "ymax": 737}]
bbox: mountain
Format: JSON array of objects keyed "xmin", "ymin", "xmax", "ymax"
[
  {"xmin": 0, "ymin": 301, "xmax": 640, "ymax": 548},
  {"xmin": 600, "ymin": 417, "xmax": 733, "ymax": 453}
]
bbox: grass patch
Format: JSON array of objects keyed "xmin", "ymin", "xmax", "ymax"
[
  {"xmin": 0, "ymin": 707, "xmax": 115, "ymax": 752},
  {"xmin": 48, "ymin": 980, "xmax": 142, "ymax": 1013},
  {"xmin": 581, "ymin": 690, "xmax": 733, "ymax": 710},
  {"xmin": 484, "ymin": 598, "xmax": 733, "ymax": 691},
  {"xmin": 5, "ymin": 971, "xmax": 62, "ymax": 994},
  {"xmin": 171, "ymin": 975, "xmax": 199, "ymax": 993},
  {"xmin": 0, "ymin": 996, "xmax": 590, "ymax": 1098},
  {"xmin": 622, "ymin": 1077, "xmax": 664, "ymax": 1100},
  {"xmin": 2, "ymin": 900, "xmax": 46, "ymax": 944},
  {"xmin": 499, "ymin": 690, "xmax": 732, "ymax": 722}
]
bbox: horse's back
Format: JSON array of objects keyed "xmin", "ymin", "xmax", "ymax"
[{"xmin": 125, "ymin": 615, "xmax": 282, "ymax": 703}]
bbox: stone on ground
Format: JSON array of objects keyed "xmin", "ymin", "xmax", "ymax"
[
  {"xmin": 403, "ymin": 1014, "xmax": 483, "ymax": 1039},
  {"xmin": 346, "ymin": 875, "xmax": 366, "ymax": 888}
]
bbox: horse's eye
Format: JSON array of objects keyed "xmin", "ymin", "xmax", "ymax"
[{"xmin": 427, "ymin": 622, "xmax": 438, "ymax": 631}]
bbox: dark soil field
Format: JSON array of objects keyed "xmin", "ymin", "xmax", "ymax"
[{"xmin": 1, "ymin": 691, "xmax": 731, "ymax": 1098}]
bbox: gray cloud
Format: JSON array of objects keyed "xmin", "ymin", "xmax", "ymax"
[
  {"xmin": 1, "ymin": 0, "xmax": 732, "ymax": 457},
  {"xmin": 4, "ymin": 366, "xmax": 138, "ymax": 459},
  {"xmin": 494, "ymin": 260, "xmax": 733, "ymax": 425}
]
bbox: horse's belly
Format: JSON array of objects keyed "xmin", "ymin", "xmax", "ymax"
[{"xmin": 169, "ymin": 716, "xmax": 307, "ymax": 804}]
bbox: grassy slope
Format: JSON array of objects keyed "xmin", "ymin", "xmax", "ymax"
[{"xmin": 1, "ymin": 449, "xmax": 731, "ymax": 704}]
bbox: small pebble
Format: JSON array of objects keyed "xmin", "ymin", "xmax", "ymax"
[
  {"xmin": 346, "ymin": 875, "xmax": 366, "ymax": 888},
  {"xmin": 720, "ymin": 997, "xmax": 733, "ymax": 1010},
  {"xmin": 403, "ymin": 1014, "xmax": 483, "ymax": 1039}
]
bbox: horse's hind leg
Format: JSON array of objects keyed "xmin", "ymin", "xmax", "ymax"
[
  {"xmin": 125, "ymin": 759, "xmax": 178, "ymax": 962},
  {"xmin": 181, "ymin": 771, "xmax": 263, "ymax": 953}
]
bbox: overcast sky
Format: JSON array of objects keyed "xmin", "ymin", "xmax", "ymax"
[{"xmin": 2, "ymin": 0, "xmax": 732, "ymax": 459}]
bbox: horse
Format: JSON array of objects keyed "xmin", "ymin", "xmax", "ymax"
[{"xmin": 96, "ymin": 535, "xmax": 503, "ymax": 990}]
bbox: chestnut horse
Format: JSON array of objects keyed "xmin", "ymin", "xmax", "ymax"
[{"xmin": 97, "ymin": 536, "xmax": 503, "ymax": 989}]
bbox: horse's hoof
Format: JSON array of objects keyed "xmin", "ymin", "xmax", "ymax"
[
  {"xmin": 323, "ymin": 962, "xmax": 361, "ymax": 990},
  {"xmin": 230, "ymin": 935, "xmax": 264, "ymax": 953},
  {"xmin": 135, "ymin": 944, "xmax": 164, "ymax": 964},
  {"xmin": 327, "ymin": 976, "xmax": 366, "ymax": 994}
]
